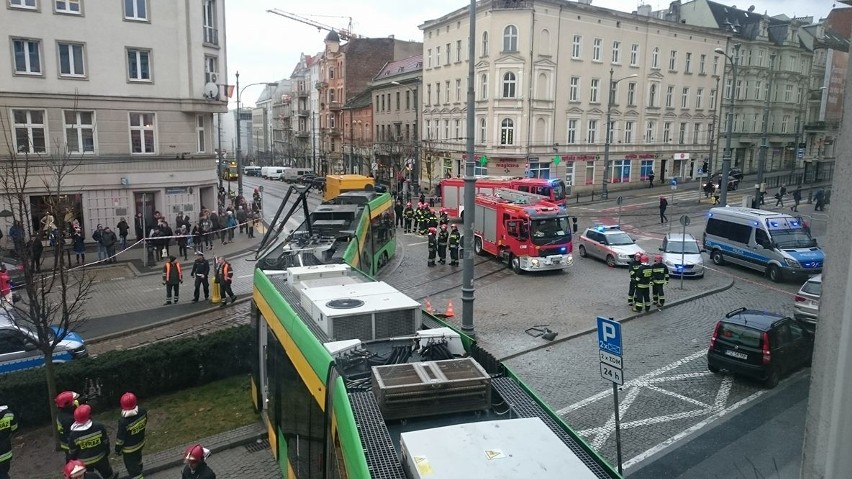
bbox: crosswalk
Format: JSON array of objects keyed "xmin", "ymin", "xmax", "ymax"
[{"xmin": 606, "ymin": 189, "xmax": 747, "ymax": 210}]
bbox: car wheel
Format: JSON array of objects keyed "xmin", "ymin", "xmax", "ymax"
[
  {"xmin": 764, "ymin": 367, "xmax": 781, "ymax": 389},
  {"xmin": 578, "ymin": 245, "xmax": 587, "ymax": 257},
  {"xmin": 474, "ymin": 237, "xmax": 484, "ymax": 256},
  {"xmin": 606, "ymin": 255, "xmax": 616, "ymax": 267},
  {"xmin": 767, "ymin": 265, "xmax": 782, "ymax": 283},
  {"xmin": 510, "ymin": 255, "xmax": 522, "ymax": 274},
  {"xmin": 708, "ymin": 363, "xmax": 720, "ymax": 374},
  {"xmin": 711, "ymin": 250, "xmax": 725, "ymax": 265}
]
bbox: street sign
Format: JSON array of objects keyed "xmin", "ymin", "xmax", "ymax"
[
  {"xmin": 600, "ymin": 362, "xmax": 624, "ymax": 385},
  {"xmin": 679, "ymin": 215, "xmax": 690, "ymax": 227},
  {"xmin": 596, "ymin": 317, "xmax": 622, "ymax": 356},
  {"xmin": 600, "ymin": 350, "xmax": 623, "ymax": 369},
  {"xmin": 797, "ymin": 148, "xmax": 805, "ymax": 161},
  {"xmin": 596, "ymin": 315, "xmax": 626, "ymax": 475},
  {"xmin": 671, "ymin": 178, "xmax": 678, "ymax": 190}
]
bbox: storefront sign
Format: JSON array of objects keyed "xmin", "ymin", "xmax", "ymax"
[
  {"xmin": 496, "ymin": 162, "xmax": 521, "ymax": 168},
  {"xmin": 564, "ymin": 154, "xmax": 599, "ymax": 162},
  {"xmin": 624, "ymin": 153, "xmax": 657, "ymax": 160},
  {"xmin": 165, "ymin": 187, "xmax": 189, "ymax": 195},
  {"xmin": 673, "ymin": 152, "xmax": 690, "ymax": 160}
]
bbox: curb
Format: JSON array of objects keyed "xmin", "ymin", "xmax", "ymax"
[{"xmin": 497, "ymin": 275, "xmax": 736, "ymax": 362}]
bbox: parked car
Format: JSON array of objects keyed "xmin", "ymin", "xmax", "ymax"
[
  {"xmin": 0, "ymin": 311, "xmax": 88, "ymax": 374},
  {"xmin": 659, "ymin": 233, "xmax": 705, "ymax": 278},
  {"xmin": 707, "ymin": 307, "xmax": 813, "ymax": 388},
  {"xmin": 1, "ymin": 253, "xmax": 26, "ymax": 290},
  {"xmin": 793, "ymin": 274, "xmax": 822, "ymax": 328},
  {"xmin": 578, "ymin": 225, "xmax": 644, "ymax": 267},
  {"xmin": 711, "ymin": 168, "xmax": 744, "ymax": 181},
  {"xmin": 300, "ymin": 174, "xmax": 317, "ymax": 185},
  {"xmin": 705, "ymin": 174, "xmax": 740, "ymax": 191}
]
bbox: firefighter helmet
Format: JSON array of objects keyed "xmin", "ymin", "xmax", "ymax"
[
  {"xmin": 406, "ymin": 202, "xmax": 412, "ymax": 207},
  {"xmin": 55, "ymin": 390, "xmax": 79, "ymax": 408},
  {"xmin": 64, "ymin": 459, "xmax": 87, "ymax": 478},
  {"xmin": 428, "ymin": 227, "xmax": 437, "ymax": 234},
  {"xmin": 440, "ymin": 224, "xmax": 447, "ymax": 230},
  {"xmin": 184, "ymin": 444, "xmax": 206, "ymax": 463},
  {"xmin": 654, "ymin": 254, "xmax": 663, "ymax": 263},
  {"xmin": 640, "ymin": 254, "xmax": 650, "ymax": 264},
  {"xmin": 73, "ymin": 404, "xmax": 92, "ymax": 424},
  {"xmin": 451, "ymin": 224, "xmax": 458, "ymax": 229},
  {"xmin": 120, "ymin": 392, "xmax": 137, "ymax": 410},
  {"xmin": 440, "ymin": 208, "xmax": 447, "ymax": 214},
  {"xmin": 633, "ymin": 253, "xmax": 642, "ymax": 261}
]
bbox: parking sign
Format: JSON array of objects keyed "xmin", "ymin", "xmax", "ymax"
[{"xmin": 597, "ymin": 317, "xmax": 622, "ymax": 357}]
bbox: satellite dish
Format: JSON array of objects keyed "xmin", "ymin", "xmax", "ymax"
[{"xmin": 203, "ymin": 82, "xmax": 219, "ymax": 100}]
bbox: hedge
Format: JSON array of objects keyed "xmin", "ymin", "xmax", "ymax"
[{"xmin": 0, "ymin": 324, "xmax": 254, "ymax": 427}]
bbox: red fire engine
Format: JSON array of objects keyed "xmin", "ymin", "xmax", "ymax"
[
  {"xmin": 473, "ymin": 189, "xmax": 577, "ymax": 273},
  {"xmin": 440, "ymin": 176, "xmax": 568, "ymax": 217}
]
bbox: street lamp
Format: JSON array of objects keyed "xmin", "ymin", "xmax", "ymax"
[
  {"xmin": 602, "ymin": 68, "xmax": 638, "ymax": 200},
  {"xmin": 236, "ymin": 71, "xmax": 278, "ymax": 199},
  {"xmin": 714, "ymin": 43, "xmax": 741, "ymax": 207}
]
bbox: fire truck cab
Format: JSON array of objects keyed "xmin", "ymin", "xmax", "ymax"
[
  {"xmin": 473, "ymin": 189, "xmax": 577, "ymax": 273},
  {"xmin": 441, "ymin": 176, "xmax": 568, "ymax": 218}
]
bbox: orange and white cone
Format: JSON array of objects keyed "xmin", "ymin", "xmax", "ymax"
[
  {"xmin": 444, "ymin": 300, "xmax": 455, "ymax": 318},
  {"xmin": 424, "ymin": 298, "xmax": 434, "ymax": 315}
]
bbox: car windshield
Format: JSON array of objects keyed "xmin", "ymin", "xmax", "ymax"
[
  {"xmin": 605, "ymin": 232, "xmax": 634, "ymax": 246},
  {"xmin": 665, "ymin": 240, "xmax": 701, "ymax": 254},
  {"xmin": 801, "ymin": 279, "xmax": 822, "ymax": 296},
  {"xmin": 530, "ymin": 217, "xmax": 571, "ymax": 246},
  {"xmin": 551, "ymin": 180, "xmax": 567, "ymax": 200},
  {"xmin": 770, "ymin": 227, "xmax": 814, "ymax": 249},
  {"xmin": 718, "ymin": 322, "xmax": 763, "ymax": 348}
]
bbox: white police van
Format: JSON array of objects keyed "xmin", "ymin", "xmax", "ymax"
[
  {"xmin": 703, "ymin": 207, "xmax": 824, "ymax": 282},
  {"xmin": 0, "ymin": 312, "xmax": 87, "ymax": 374}
]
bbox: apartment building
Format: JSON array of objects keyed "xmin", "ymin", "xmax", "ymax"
[
  {"xmin": 0, "ymin": 0, "xmax": 227, "ymax": 236},
  {"xmin": 277, "ymin": 53, "xmax": 314, "ymax": 168}
]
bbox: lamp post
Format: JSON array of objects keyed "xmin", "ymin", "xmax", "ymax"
[
  {"xmin": 714, "ymin": 43, "xmax": 741, "ymax": 207},
  {"xmin": 602, "ymin": 69, "xmax": 638, "ymax": 200},
  {"xmin": 236, "ymin": 72, "xmax": 278, "ymax": 198}
]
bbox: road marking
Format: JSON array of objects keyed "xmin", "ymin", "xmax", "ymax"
[{"xmin": 409, "ymin": 241, "xmax": 427, "ymax": 246}]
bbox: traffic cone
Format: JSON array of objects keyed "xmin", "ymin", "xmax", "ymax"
[
  {"xmin": 444, "ymin": 300, "xmax": 455, "ymax": 318},
  {"xmin": 424, "ymin": 298, "xmax": 434, "ymax": 315}
]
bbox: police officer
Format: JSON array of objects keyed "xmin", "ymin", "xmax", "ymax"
[
  {"xmin": 628, "ymin": 252, "xmax": 641, "ymax": 307},
  {"xmin": 162, "ymin": 255, "xmax": 183, "ymax": 305},
  {"xmin": 633, "ymin": 255, "xmax": 653, "ymax": 313},
  {"xmin": 190, "ymin": 251, "xmax": 210, "ymax": 303},
  {"xmin": 448, "ymin": 224, "xmax": 461, "ymax": 266},
  {"xmin": 69, "ymin": 404, "xmax": 116, "ymax": 479},
  {"xmin": 426, "ymin": 227, "xmax": 437, "ymax": 267},
  {"xmin": 437, "ymin": 224, "xmax": 449, "ymax": 265},
  {"xmin": 55, "ymin": 390, "xmax": 81, "ymax": 461},
  {"xmin": 0, "ymin": 396, "xmax": 17, "ymax": 479},
  {"xmin": 115, "ymin": 392, "xmax": 147, "ymax": 479},
  {"xmin": 403, "ymin": 202, "xmax": 415, "ymax": 233},
  {"xmin": 651, "ymin": 254, "xmax": 670, "ymax": 308}
]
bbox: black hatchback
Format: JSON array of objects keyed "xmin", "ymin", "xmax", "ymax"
[{"xmin": 707, "ymin": 308, "xmax": 813, "ymax": 388}]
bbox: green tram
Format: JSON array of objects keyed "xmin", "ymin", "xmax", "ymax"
[{"xmin": 251, "ymin": 188, "xmax": 621, "ymax": 479}]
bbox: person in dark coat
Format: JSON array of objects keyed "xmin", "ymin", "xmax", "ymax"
[
  {"xmin": 115, "ymin": 392, "xmax": 147, "ymax": 479},
  {"xmin": 134, "ymin": 213, "xmax": 144, "ymax": 241},
  {"xmin": 29, "ymin": 235, "xmax": 43, "ymax": 272},
  {"xmin": 190, "ymin": 252, "xmax": 210, "ymax": 302},
  {"xmin": 181, "ymin": 444, "xmax": 216, "ymax": 479},
  {"xmin": 177, "ymin": 226, "xmax": 189, "ymax": 260},
  {"xmin": 68, "ymin": 405, "xmax": 114, "ymax": 479},
  {"xmin": 72, "ymin": 228, "xmax": 86, "ymax": 266},
  {"xmin": 236, "ymin": 206, "xmax": 247, "ymax": 234},
  {"xmin": 116, "ymin": 217, "xmax": 130, "ymax": 249},
  {"xmin": 659, "ymin": 196, "xmax": 668, "ymax": 223},
  {"xmin": 0, "ymin": 397, "xmax": 18, "ymax": 479},
  {"xmin": 101, "ymin": 227, "xmax": 118, "ymax": 263}
]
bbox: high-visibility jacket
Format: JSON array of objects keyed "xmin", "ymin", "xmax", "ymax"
[
  {"xmin": 0, "ymin": 405, "xmax": 18, "ymax": 464},
  {"xmin": 629, "ymin": 260, "xmax": 641, "ymax": 283},
  {"xmin": 437, "ymin": 231, "xmax": 449, "ymax": 246},
  {"xmin": 115, "ymin": 407, "xmax": 148, "ymax": 454},
  {"xmin": 636, "ymin": 264, "xmax": 653, "ymax": 288},
  {"xmin": 448, "ymin": 230, "xmax": 460, "ymax": 248},
  {"xmin": 69, "ymin": 420, "xmax": 111, "ymax": 465},
  {"xmin": 217, "ymin": 262, "xmax": 233, "ymax": 284},
  {"xmin": 403, "ymin": 207, "xmax": 415, "ymax": 219},
  {"xmin": 163, "ymin": 261, "xmax": 183, "ymax": 284},
  {"xmin": 651, "ymin": 262, "xmax": 670, "ymax": 285},
  {"xmin": 57, "ymin": 408, "xmax": 75, "ymax": 452}
]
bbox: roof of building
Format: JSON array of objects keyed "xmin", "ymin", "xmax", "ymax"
[
  {"xmin": 704, "ymin": 0, "xmax": 806, "ymax": 44},
  {"xmin": 373, "ymin": 54, "xmax": 423, "ymax": 81},
  {"xmin": 325, "ymin": 30, "xmax": 340, "ymax": 42},
  {"xmin": 343, "ymin": 89, "xmax": 373, "ymax": 109}
]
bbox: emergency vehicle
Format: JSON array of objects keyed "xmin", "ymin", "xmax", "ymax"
[
  {"xmin": 473, "ymin": 189, "xmax": 576, "ymax": 273},
  {"xmin": 441, "ymin": 176, "xmax": 568, "ymax": 217}
]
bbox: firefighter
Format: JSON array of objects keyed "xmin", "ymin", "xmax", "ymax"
[
  {"xmin": 55, "ymin": 390, "xmax": 81, "ymax": 461},
  {"xmin": 69, "ymin": 404, "xmax": 115, "ymax": 479},
  {"xmin": 162, "ymin": 255, "xmax": 183, "ymax": 305},
  {"xmin": 437, "ymin": 224, "xmax": 449, "ymax": 264},
  {"xmin": 627, "ymin": 252, "xmax": 642, "ymax": 307},
  {"xmin": 403, "ymin": 202, "xmax": 415, "ymax": 233},
  {"xmin": 448, "ymin": 224, "xmax": 461, "ymax": 266},
  {"xmin": 426, "ymin": 227, "xmax": 437, "ymax": 267},
  {"xmin": 651, "ymin": 254, "xmax": 670, "ymax": 308},
  {"xmin": 182, "ymin": 444, "xmax": 216, "ymax": 479},
  {"xmin": 63, "ymin": 460, "xmax": 99, "ymax": 479},
  {"xmin": 633, "ymin": 254, "xmax": 653, "ymax": 313},
  {"xmin": 427, "ymin": 208, "xmax": 439, "ymax": 230},
  {"xmin": 438, "ymin": 208, "xmax": 449, "ymax": 226},
  {"xmin": 413, "ymin": 202, "xmax": 422, "ymax": 233},
  {"xmin": 0, "ymin": 396, "xmax": 17, "ymax": 479},
  {"xmin": 115, "ymin": 392, "xmax": 148, "ymax": 479},
  {"xmin": 418, "ymin": 205, "xmax": 430, "ymax": 236}
]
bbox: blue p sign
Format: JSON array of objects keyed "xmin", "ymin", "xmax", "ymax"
[{"xmin": 597, "ymin": 317, "xmax": 622, "ymax": 356}]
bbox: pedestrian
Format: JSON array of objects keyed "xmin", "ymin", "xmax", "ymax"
[
  {"xmin": 63, "ymin": 460, "xmax": 100, "ymax": 479},
  {"xmin": 29, "ymin": 234, "xmax": 43, "ymax": 272},
  {"xmin": 703, "ymin": 181, "xmax": 715, "ymax": 198},
  {"xmin": 659, "ymin": 196, "xmax": 668, "ymax": 223},
  {"xmin": 437, "ymin": 224, "xmax": 449, "ymax": 265},
  {"xmin": 181, "ymin": 444, "xmax": 216, "ymax": 479},
  {"xmin": 774, "ymin": 185, "xmax": 786, "ymax": 207},
  {"xmin": 236, "ymin": 206, "xmax": 247, "ymax": 234},
  {"xmin": 71, "ymin": 228, "xmax": 85, "ymax": 265},
  {"xmin": 190, "ymin": 252, "xmax": 210, "ymax": 303},
  {"xmin": 791, "ymin": 186, "xmax": 802, "ymax": 212},
  {"xmin": 68, "ymin": 404, "xmax": 116, "ymax": 479},
  {"xmin": 92, "ymin": 224, "xmax": 106, "ymax": 262},
  {"xmin": 426, "ymin": 227, "xmax": 437, "ymax": 267},
  {"xmin": 201, "ymin": 215, "xmax": 214, "ymax": 251},
  {"xmin": 177, "ymin": 226, "xmax": 189, "ymax": 261},
  {"xmin": 403, "ymin": 202, "xmax": 415, "ymax": 233},
  {"xmin": 192, "ymin": 225, "xmax": 203, "ymax": 252},
  {"xmin": 648, "ymin": 170, "xmax": 655, "ymax": 187},
  {"xmin": 162, "ymin": 255, "xmax": 183, "ymax": 305},
  {"xmin": 0, "ymin": 395, "xmax": 17, "ymax": 479},
  {"xmin": 814, "ymin": 189, "xmax": 825, "ymax": 211},
  {"xmin": 0, "ymin": 266, "xmax": 10, "ymax": 304},
  {"xmin": 7, "ymin": 221, "xmax": 24, "ymax": 257},
  {"xmin": 116, "ymin": 217, "xmax": 129, "ymax": 249},
  {"xmin": 246, "ymin": 210, "xmax": 256, "ymax": 238},
  {"xmin": 225, "ymin": 211, "xmax": 237, "ymax": 243},
  {"xmin": 215, "ymin": 256, "xmax": 237, "ymax": 307},
  {"xmin": 159, "ymin": 221, "xmax": 173, "ymax": 258},
  {"xmin": 55, "ymin": 390, "xmax": 81, "ymax": 461},
  {"xmin": 651, "ymin": 254, "xmax": 670, "ymax": 308},
  {"xmin": 633, "ymin": 254, "xmax": 653, "ymax": 313},
  {"xmin": 115, "ymin": 392, "xmax": 147, "ymax": 479},
  {"xmin": 101, "ymin": 227, "xmax": 118, "ymax": 263},
  {"xmin": 394, "ymin": 199, "xmax": 404, "ymax": 228},
  {"xmin": 134, "ymin": 213, "xmax": 144, "ymax": 242},
  {"xmin": 627, "ymin": 252, "xmax": 641, "ymax": 307},
  {"xmin": 448, "ymin": 224, "xmax": 460, "ymax": 266}
]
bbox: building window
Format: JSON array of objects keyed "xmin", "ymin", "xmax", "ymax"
[
  {"xmin": 500, "ymin": 118, "xmax": 514, "ymax": 145},
  {"xmin": 474, "ymin": 162, "xmax": 488, "ymax": 176},
  {"xmin": 10, "ymin": 0, "xmax": 36, "ymax": 9},
  {"xmin": 435, "ymin": 82, "xmax": 441, "ymax": 104},
  {"xmin": 645, "ymin": 120, "xmax": 656, "ymax": 143},
  {"xmin": 444, "ymin": 120, "xmax": 449, "ymax": 139},
  {"xmin": 503, "ymin": 25, "xmax": 518, "ymax": 52},
  {"xmin": 63, "ymin": 110, "xmax": 94, "ymax": 153},
  {"xmin": 640, "ymin": 159, "xmax": 654, "ymax": 180},
  {"xmin": 651, "ymin": 47, "xmax": 659, "ymax": 69},
  {"xmin": 611, "ymin": 41, "xmax": 621, "ymax": 64},
  {"xmin": 528, "ymin": 161, "xmax": 550, "ymax": 179},
  {"xmin": 454, "ymin": 119, "xmax": 460, "ymax": 140},
  {"xmin": 203, "ymin": 0, "xmax": 218, "ymax": 45},
  {"xmin": 589, "ymin": 78, "xmax": 599, "ymax": 103},
  {"xmin": 454, "ymin": 79, "xmax": 460, "ymax": 102},
  {"xmin": 123, "ymin": 0, "xmax": 148, "ymax": 21},
  {"xmin": 12, "ymin": 109, "xmax": 47, "ymax": 154},
  {"xmin": 445, "ymin": 80, "xmax": 450, "ymax": 104},
  {"xmin": 479, "ymin": 118, "xmax": 486, "ymax": 143},
  {"xmin": 587, "ymin": 119, "xmax": 597, "ymax": 144},
  {"xmin": 710, "ymin": 88, "xmax": 717, "ymax": 109},
  {"xmin": 427, "ymin": 49, "xmax": 432, "ymax": 68},
  {"xmin": 713, "ymin": 56, "xmax": 719, "ymax": 75},
  {"xmin": 663, "ymin": 122, "xmax": 672, "ymax": 143},
  {"xmin": 12, "ymin": 38, "xmax": 41, "ymax": 75},
  {"xmin": 685, "ymin": 52, "xmax": 692, "ymax": 73},
  {"xmin": 565, "ymin": 161, "xmax": 575, "ymax": 186},
  {"xmin": 129, "ymin": 112, "xmax": 155, "ymax": 154},
  {"xmin": 204, "ymin": 55, "xmax": 218, "ymax": 83},
  {"xmin": 456, "ymin": 40, "xmax": 462, "ymax": 62},
  {"xmin": 781, "ymin": 115, "xmax": 789, "ymax": 133},
  {"xmin": 426, "ymin": 84, "xmax": 431, "ymax": 105},
  {"xmin": 567, "ymin": 119, "xmax": 577, "ymax": 144},
  {"xmin": 678, "ymin": 123, "xmax": 687, "ymax": 144},
  {"xmin": 480, "ymin": 73, "xmax": 488, "ymax": 100},
  {"xmin": 607, "ymin": 120, "xmax": 616, "ymax": 143},
  {"xmin": 699, "ymin": 54, "xmax": 706, "ymax": 74},
  {"xmin": 55, "ymin": 0, "xmax": 81, "ymax": 14},
  {"xmin": 569, "ymin": 76, "xmax": 580, "ymax": 102},
  {"xmin": 623, "ymin": 121, "xmax": 634, "ymax": 143},
  {"xmin": 58, "ymin": 42, "xmax": 85, "ymax": 77},
  {"xmin": 665, "ymin": 85, "xmax": 674, "ymax": 108},
  {"xmin": 668, "ymin": 50, "xmax": 677, "ymax": 71},
  {"xmin": 572, "ymin": 34, "xmax": 581, "ymax": 59},
  {"xmin": 196, "ymin": 115, "xmax": 205, "ymax": 152},
  {"xmin": 693, "ymin": 123, "xmax": 701, "ymax": 143},
  {"xmin": 784, "ymin": 84, "xmax": 793, "ymax": 103},
  {"xmin": 395, "ymin": 91, "xmax": 400, "ymax": 110},
  {"xmin": 425, "ymin": 120, "xmax": 431, "ymax": 139},
  {"xmin": 592, "ymin": 38, "xmax": 602, "ymax": 62},
  {"xmin": 127, "ymin": 48, "xmax": 151, "ymax": 81},
  {"xmin": 481, "ymin": 32, "xmax": 489, "ymax": 56},
  {"xmin": 502, "ymin": 71, "xmax": 516, "ymax": 98},
  {"xmin": 630, "ymin": 44, "xmax": 639, "ymax": 66},
  {"xmin": 735, "ymin": 80, "xmax": 742, "ymax": 100},
  {"xmin": 405, "ymin": 90, "xmax": 410, "ymax": 110},
  {"xmin": 585, "ymin": 160, "xmax": 595, "ymax": 185},
  {"xmin": 436, "ymin": 46, "xmax": 441, "ymax": 66},
  {"xmin": 649, "ymin": 84, "xmax": 657, "ymax": 107},
  {"xmin": 627, "ymin": 82, "xmax": 636, "ymax": 106},
  {"xmin": 611, "ymin": 160, "xmax": 631, "ymax": 183},
  {"xmin": 446, "ymin": 43, "xmax": 451, "ymax": 64},
  {"xmin": 681, "ymin": 87, "xmax": 689, "ymax": 108}
]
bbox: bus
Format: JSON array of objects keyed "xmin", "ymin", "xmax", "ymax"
[
  {"xmin": 441, "ymin": 176, "xmax": 568, "ymax": 217},
  {"xmin": 251, "ymin": 189, "xmax": 621, "ymax": 479},
  {"xmin": 222, "ymin": 161, "xmax": 239, "ymax": 181},
  {"xmin": 324, "ymin": 174, "xmax": 376, "ymax": 202},
  {"xmin": 243, "ymin": 165, "xmax": 262, "ymax": 177}
]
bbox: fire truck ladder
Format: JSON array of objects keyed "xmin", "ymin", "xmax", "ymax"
[{"xmin": 493, "ymin": 188, "xmax": 548, "ymax": 205}]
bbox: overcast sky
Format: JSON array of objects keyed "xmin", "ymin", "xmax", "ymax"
[{"xmin": 227, "ymin": 0, "xmax": 840, "ymax": 107}]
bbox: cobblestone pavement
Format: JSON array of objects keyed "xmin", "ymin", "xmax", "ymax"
[{"xmin": 145, "ymin": 442, "xmax": 281, "ymax": 479}]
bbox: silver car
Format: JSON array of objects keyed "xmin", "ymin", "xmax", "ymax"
[
  {"xmin": 660, "ymin": 233, "xmax": 705, "ymax": 278},
  {"xmin": 793, "ymin": 274, "xmax": 821, "ymax": 327},
  {"xmin": 578, "ymin": 225, "xmax": 644, "ymax": 267}
]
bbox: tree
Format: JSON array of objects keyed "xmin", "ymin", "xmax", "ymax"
[{"xmin": 0, "ymin": 107, "xmax": 95, "ymax": 448}]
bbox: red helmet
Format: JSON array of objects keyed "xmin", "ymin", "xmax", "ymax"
[
  {"xmin": 184, "ymin": 444, "xmax": 206, "ymax": 463},
  {"xmin": 440, "ymin": 224, "xmax": 447, "ymax": 230},
  {"xmin": 55, "ymin": 390, "xmax": 79, "ymax": 408},
  {"xmin": 406, "ymin": 202, "xmax": 412, "ymax": 207},
  {"xmin": 640, "ymin": 254, "xmax": 650, "ymax": 264},
  {"xmin": 64, "ymin": 459, "xmax": 87, "ymax": 478},
  {"xmin": 440, "ymin": 208, "xmax": 447, "ymax": 214},
  {"xmin": 633, "ymin": 253, "xmax": 642, "ymax": 261},
  {"xmin": 73, "ymin": 404, "xmax": 91, "ymax": 424},
  {"xmin": 120, "ymin": 392, "xmax": 137, "ymax": 410},
  {"xmin": 654, "ymin": 254, "xmax": 663, "ymax": 263},
  {"xmin": 428, "ymin": 227, "xmax": 437, "ymax": 234},
  {"xmin": 451, "ymin": 224, "xmax": 458, "ymax": 229}
]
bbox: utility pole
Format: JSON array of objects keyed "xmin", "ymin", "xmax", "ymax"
[
  {"xmin": 217, "ymin": 112, "xmax": 223, "ymax": 192},
  {"xmin": 714, "ymin": 43, "xmax": 741, "ymax": 207},
  {"xmin": 461, "ymin": 0, "xmax": 477, "ymax": 337},
  {"xmin": 312, "ymin": 110, "xmax": 317, "ymax": 173},
  {"xmin": 755, "ymin": 53, "xmax": 776, "ymax": 207},
  {"xmin": 235, "ymin": 71, "xmax": 242, "ymax": 198},
  {"xmin": 709, "ymin": 75, "xmax": 721, "ymax": 179}
]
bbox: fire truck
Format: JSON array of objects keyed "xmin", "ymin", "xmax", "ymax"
[
  {"xmin": 440, "ymin": 176, "xmax": 568, "ymax": 217},
  {"xmin": 473, "ymin": 189, "xmax": 577, "ymax": 273}
]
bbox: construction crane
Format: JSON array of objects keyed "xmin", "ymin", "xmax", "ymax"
[{"xmin": 267, "ymin": 9, "xmax": 356, "ymax": 40}]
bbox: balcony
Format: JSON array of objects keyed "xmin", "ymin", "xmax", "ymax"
[
  {"xmin": 326, "ymin": 127, "xmax": 342, "ymax": 137},
  {"xmin": 295, "ymin": 129, "xmax": 310, "ymax": 138},
  {"xmin": 328, "ymin": 101, "xmax": 343, "ymax": 111},
  {"xmin": 295, "ymin": 108, "xmax": 310, "ymax": 117},
  {"xmin": 315, "ymin": 81, "xmax": 328, "ymax": 90},
  {"xmin": 296, "ymin": 90, "xmax": 308, "ymax": 98}
]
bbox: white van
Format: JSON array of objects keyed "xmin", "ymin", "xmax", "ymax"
[
  {"xmin": 282, "ymin": 168, "xmax": 313, "ymax": 183},
  {"xmin": 266, "ymin": 167, "xmax": 287, "ymax": 180},
  {"xmin": 703, "ymin": 207, "xmax": 824, "ymax": 282},
  {"xmin": 260, "ymin": 166, "xmax": 272, "ymax": 179}
]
